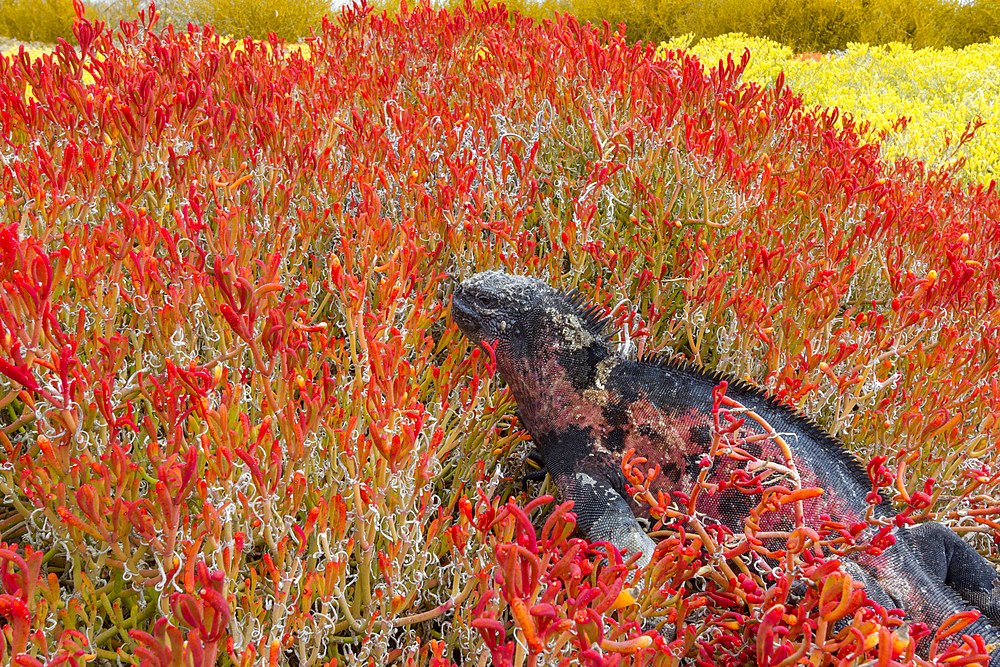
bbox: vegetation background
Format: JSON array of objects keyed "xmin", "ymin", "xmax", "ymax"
[
  {"xmin": 1, "ymin": 0, "xmax": 998, "ymax": 48},
  {"xmin": 1, "ymin": 0, "xmax": 999, "ymax": 665}
]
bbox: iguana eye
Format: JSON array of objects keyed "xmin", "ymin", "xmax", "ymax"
[{"xmin": 478, "ymin": 294, "xmax": 501, "ymax": 309}]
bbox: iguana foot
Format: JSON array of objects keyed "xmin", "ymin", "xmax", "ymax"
[
  {"xmin": 908, "ymin": 521, "xmax": 1000, "ymax": 625},
  {"xmin": 520, "ymin": 449, "xmax": 548, "ymax": 486}
]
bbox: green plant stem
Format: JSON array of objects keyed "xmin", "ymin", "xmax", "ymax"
[{"xmin": 94, "ymin": 595, "xmax": 160, "ymax": 646}]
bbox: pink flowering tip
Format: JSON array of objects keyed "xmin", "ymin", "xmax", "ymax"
[{"xmin": 530, "ymin": 602, "xmax": 559, "ymax": 618}]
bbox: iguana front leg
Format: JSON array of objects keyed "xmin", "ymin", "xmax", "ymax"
[
  {"xmin": 550, "ymin": 467, "xmax": 657, "ymax": 568},
  {"xmin": 531, "ymin": 425, "xmax": 658, "ymax": 568},
  {"xmin": 522, "ymin": 442, "xmax": 656, "ymax": 568},
  {"xmin": 909, "ymin": 521, "xmax": 1000, "ymax": 625}
]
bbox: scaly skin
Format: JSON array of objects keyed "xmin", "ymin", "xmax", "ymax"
[{"xmin": 452, "ymin": 270, "xmax": 1000, "ymax": 663}]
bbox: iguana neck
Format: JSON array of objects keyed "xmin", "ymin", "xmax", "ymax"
[{"xmin": 497, "ymin": 338, "xmax": 619, "ymax": 440}]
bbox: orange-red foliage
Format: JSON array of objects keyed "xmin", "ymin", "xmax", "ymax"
[{"xmin": 1, "ymin": 2, "xmax": 998, "ymax": 665}]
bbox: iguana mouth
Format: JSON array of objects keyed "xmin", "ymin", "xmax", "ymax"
[{"xmin": 450, "ymin": 293, "xmax": 483, "ymax": 339}]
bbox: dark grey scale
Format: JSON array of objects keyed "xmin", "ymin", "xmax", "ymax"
[
  {"xmin": 536, "ymin": 426, "xmax": 628, "ymax": 503},
  {"xmin": 606, "ymin": 360, "xmax": 671, "ymax": 410},
  {"xmin": 663, "ymin": 465, "xmax": 683, "ymax": 485},
  {"xmin": 603, "ymin": 402, "xmax": 631, "ymax": 428},
  {"xmin": 685, "ymin": 454, "xmax": 703, "ymax": 481},
  {"xmin": 563, "ymin": 341, "xmax": 607, "ymax": 391},
  {"xmin": 715, "ymin": 488, "xmax": 757, "ymax": 532},
  {"xmin": 842, "ymin": 559, "xmax": 902, "ymax": 610},
  {"xmin": 637, "ymin": 423, "xmax": 660, "ymax": 437},
  {"xmin": 688, "ymin": 424, "xmax": 712, "ymax": 451},
  {"xmin": 908, "ymin": 522, "xmax": 1000, "ymax": 626},
  {"xmin": 605, "ymin": 463, "xmax": 633, "ymax": 501},
  {"xmin": 535, "ymin": 425, "xmax": 599, "ymax": 479},
  {"xmin": 603, "ymin": 426, "xmax": 626, "ymax": 454}
]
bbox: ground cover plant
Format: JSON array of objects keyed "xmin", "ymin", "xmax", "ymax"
[
  {"xmin": 661, "ymin": 33, "xmax": 1000, "ymax": 186},
  {"xmin": 1, "ymin": 2, "xmax": 1000, "ymax": 665},
  {"xmin": 6, "ymin": 30, "xmax": 997, "ymax": 188}
]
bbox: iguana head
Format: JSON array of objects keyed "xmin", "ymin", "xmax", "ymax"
[
  {"xmin": 452, "ymin": 271, "xmax": 613, "ymax": 408},
  {"xmin": 453, "ymin": 271, "xmax": 608, "ymax": 352},
  {"xmin": 452, "ymin": 271, "xmax": 547, "ymax": 349}
]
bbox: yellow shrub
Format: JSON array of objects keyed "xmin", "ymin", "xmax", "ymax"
[
  {"xmin": 661, "ymin": 34, "xmax": 1000, "ymax": 184},
  {"xmin": 0, "ymin": 0, "xmax": 77, "ymax": 43},
  {"xmin": 189, "ymin": 0, "xmax": 330, "ymax": 41},
  {"xmin": 515, "ymin": 0, "xmax": 998, "ymax": 51},
  {"xmin": 663, "ymin": 32, "xmax": 793, "ymax": 81},
  {"xmin": 672, "ymin": 0, "xmax": 866, "ymax": 51}
]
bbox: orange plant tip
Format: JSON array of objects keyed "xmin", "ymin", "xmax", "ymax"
[
  {"xmin": 612, "ymin": 588, "xmax": 638, "ymax": 610},
  {"xmin": 601, "ymin": 635, "xmax": 654, "ymax": 653}
]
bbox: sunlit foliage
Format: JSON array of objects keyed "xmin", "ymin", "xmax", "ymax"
[{"xmin": 1, "ymin": 3, "xmax": 998, "ymax": 665}]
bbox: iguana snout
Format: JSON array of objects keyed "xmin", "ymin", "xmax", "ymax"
[{"xmin": 452, "ymin": 271, "xmax": 549, "ymax": 347}]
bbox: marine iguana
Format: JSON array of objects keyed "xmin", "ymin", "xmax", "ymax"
[{"xmin": 451, "ymin": 270, "xmax": 1000, "ymax": 662}]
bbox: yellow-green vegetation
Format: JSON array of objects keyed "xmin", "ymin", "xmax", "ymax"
[
  {"xmin": 660, "ymin": 34, "xmax": 1000, "ymax": 185},
  {"xmin": 510, "ymin": 0, "xmax": 999, "ymax": 53},
  {"xmin": 0, "ymin": 0, "xmax": 76, "ymax": 43},
  {"xmin": 187, "ymin": 0, "xmax": 330, "ymax": 41},
  {"xmin": 5, "ymin": 0, "xmax": 999, "ymax": 50},
  {"xmin": 0, "ymin": 0, "xmax": 331, "ymax": 43}
]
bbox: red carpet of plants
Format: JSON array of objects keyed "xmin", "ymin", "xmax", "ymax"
[{"xmin": 1, "ymin": 2, "xmax": 999, "ymax": 665}]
